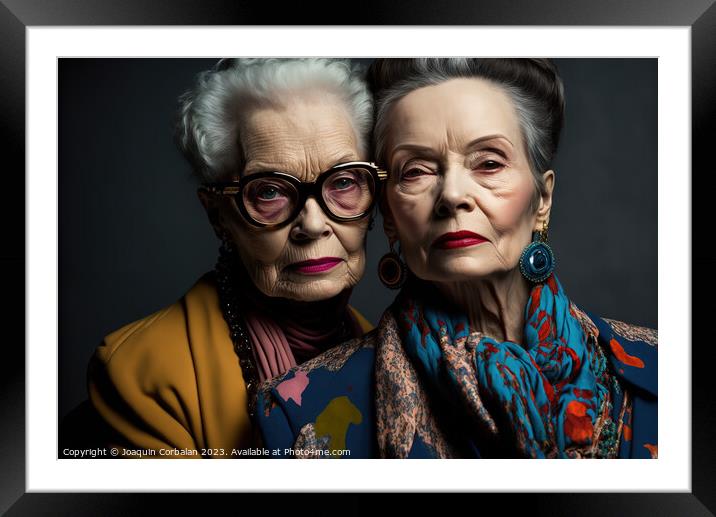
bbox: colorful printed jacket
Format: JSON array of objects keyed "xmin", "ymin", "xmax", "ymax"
[{"xmin": 256, "ymin": 303, "xmax": 657, "ymax": 459}]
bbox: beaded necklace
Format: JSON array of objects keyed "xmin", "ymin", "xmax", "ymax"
[{"xmin": 213, "ymin": 240, "xmax": 261, "ymax": 419}]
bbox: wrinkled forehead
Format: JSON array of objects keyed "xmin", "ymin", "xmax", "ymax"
[
  {"xmin": 238, "ymin": 94, "xmax": 361, "ymax": 181},
  {"xmin": 385, "ymin": 78, "xmax": 524, "ymax": 157}
]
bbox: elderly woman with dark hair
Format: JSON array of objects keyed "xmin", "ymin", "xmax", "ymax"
[
  {"xmin": 256, "ymin": 58, "xmax": 658, "ymax": 459},
  {"xmin": 67, "ymin": 58, "xmax": 383, "ymax": 457}
]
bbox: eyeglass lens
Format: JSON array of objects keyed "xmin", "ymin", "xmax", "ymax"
[
  {"xmin": 243, "ymin": 178, "xmax": 300, "ymax": 225},
  {"xmin": 242, "ymin": 167, "xmax": 375, "ymax": 225}
]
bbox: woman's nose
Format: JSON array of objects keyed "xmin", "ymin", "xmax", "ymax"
[
  {"xmin": 290, "ymin": 197, "xmax": 333, "ymax": 241},
  {"xmin": 434, "ymin": 168, "xmax": 477, "ymax": 218}
]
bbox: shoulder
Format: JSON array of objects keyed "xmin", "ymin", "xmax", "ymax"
[
  {"xmin": 87, "ymin": 272, "xmax": 252, "ymax": 452},
  {"xmin": 601, "ymin": 318, "xmax": 657, "ymax": 347},
  {"xmin": 575, "ymin": 304, "xmax": 658, "ymax": 397},
  {"xmin": 92, "ymin": 273, "xmax": 221, "ymax": 368},
  {"xmin": 573, "ymin": 309, "xmax": 659, "ymax": 457},
  {"xmin": 88, "ymin": 272, "xmax": 235, "ymax": 396},
  {"xmin": 570, "ymin": 303, "xmax": 657, "ymax": 347},
  {"xmin": 93, "ymin": 304, "xmax": 180, "ymax": 368}
]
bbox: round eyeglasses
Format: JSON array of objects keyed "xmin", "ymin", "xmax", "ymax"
[{"xmin": 200, "ymin": 162, "xmax": 387, "ymax": 228}]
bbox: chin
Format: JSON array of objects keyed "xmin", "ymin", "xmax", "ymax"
[
  {"xmin": 423, "ymin": 256, "xmax": 504, "ymax": 283},
  {"xmin": 280, "ymin": 279, "xmax": 348, "ymax": 302}
]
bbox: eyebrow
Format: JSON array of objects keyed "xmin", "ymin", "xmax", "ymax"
[
  {"xmin": 330, "ymin": 154, "xmax": 360, "ymax": 167},
  {"xmin": 390, "ymin": 134, "xmax": 514, "ymax": 156},
  {"xmin": 389, "ymin": 143, "xmax": 441, "ymax": 159},
  {"xmin": 465, "ymin": 134, "xmax": 514, "ymax": 150}
]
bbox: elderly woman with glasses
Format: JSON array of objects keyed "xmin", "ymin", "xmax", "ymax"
[
  {"xmin": 256, "ymin": 58, "xmax": 658, "ymax": 459},
  {"xmin": 84, "ymin": 58, "xmax": 380, "ymax": 457}
]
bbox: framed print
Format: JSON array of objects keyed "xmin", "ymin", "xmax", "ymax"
[{"xmin": 1, "ymin": 0, "xmax": 712, "ymax": 514}]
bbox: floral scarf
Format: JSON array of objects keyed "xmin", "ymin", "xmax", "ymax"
[{"xmin": 395, "ymin": 273, "xmax": 610, "ymax": 458}]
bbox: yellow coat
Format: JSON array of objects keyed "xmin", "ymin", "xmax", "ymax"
[{"xmin": 87, "ymin": 273, "xmax": 372, "ymax": 458}]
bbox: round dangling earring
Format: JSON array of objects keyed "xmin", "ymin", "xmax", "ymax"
[
  {"xmin": 378, "ymin": 241, "xmax": 407, "ymax": 290},
  {"xmin": 519, "ymin": 220, "xmax": 556, "ymax": 284}
]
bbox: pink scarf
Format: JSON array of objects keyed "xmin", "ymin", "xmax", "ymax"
[{"xmin": 243, "ymin": 290, "xmax": 363, "ymax": 383}]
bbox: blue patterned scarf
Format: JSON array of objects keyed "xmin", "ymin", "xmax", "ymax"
[{"xmin": 396, "ymin": 273, "xmax": 610, "ymax": 458}]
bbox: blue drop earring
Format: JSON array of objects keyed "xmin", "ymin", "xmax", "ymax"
[{"xmin": 519, "ymin": 220, "xmax": 556, "ymax": 284}]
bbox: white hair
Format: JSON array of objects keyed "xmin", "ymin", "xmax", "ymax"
[{"xmin": 176, "ymin": 58, "xmax": 374, "ymax": 182}]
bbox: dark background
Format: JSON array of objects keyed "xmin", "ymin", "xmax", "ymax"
[{"xmin": 58, "ymin": 58, "xmax": 657, "ymax": 421}]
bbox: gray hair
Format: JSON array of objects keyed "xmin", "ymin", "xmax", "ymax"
[
  {"xmin": 176, "ymin": 58, "xmax": 374, "ymax": 183},
  {"xmin": 368, "ymin": 58, "xmax": 565, "ymax": 208}
]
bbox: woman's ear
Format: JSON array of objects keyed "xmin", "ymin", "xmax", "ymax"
[
  {"xmin": 197, "ymin": 189, "xmax": 225, "ymax": 240},
  {"xmin": 380, "ymin": 195, "xmax": 399, "ymax": 243},
  {"xmin": 534, "ymin": 170, "xmax": 555, "ymax": 230}
]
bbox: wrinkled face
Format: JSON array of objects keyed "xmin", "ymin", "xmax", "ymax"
[
  {"xmin": 212, "ymin": 94, "xmax": 368, "ymax": 301},
  {"xmin": 383, "ymin": 78, "xmax": 553, "ymax": 284}
]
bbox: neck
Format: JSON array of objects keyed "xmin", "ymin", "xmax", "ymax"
[
  {"xmin": 434, "ymin": 268, "xmax": 531, "ymax": 343},
  {"xmin": 259, "ymin": 288, "xmax": 353, "ymax": 329},
  {"xmin": 218, "ymin": 245, "xmax": 355, "ymax": 338}
]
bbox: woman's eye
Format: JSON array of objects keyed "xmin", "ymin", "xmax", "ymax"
[
  {"xmin": 257, "ymin": 186, "xmax": 282, "ymax": 200},
  {"xmin": 401, "ymin": 167, "xmax": 431, "ymax": 179},
  {"xmin": 332, "ymin": 177, "xmax": 356, "ymax": 190},
  {"xmin": 477, "ymin": 159, "xmax": 505, "ymax": 171}
]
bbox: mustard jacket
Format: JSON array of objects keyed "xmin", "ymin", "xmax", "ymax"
[{"xmin": 87, "ymin": 272, "xmax": 372, "ymax": 458}]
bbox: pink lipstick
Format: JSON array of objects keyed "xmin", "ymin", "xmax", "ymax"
[
  {"xmin": 290, "ymin": 257, "xmax": 343, "ymax": 274},
  {"xmin": 432, "ymin": 231, "xmax": 488, "ymax": 250}
]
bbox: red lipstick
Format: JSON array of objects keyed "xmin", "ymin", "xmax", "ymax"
[
  {"xmin": 432, "ymin": 231, "xmax": 488, "ymax": 250},
  {"xmin": 290, "ymin": 257, "xmax": 343, "ymax": 274}
]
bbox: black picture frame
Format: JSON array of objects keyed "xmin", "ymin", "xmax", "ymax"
[{"xmin": 2, "ymin": 0, "xmax": 712, "ymax": 514}]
